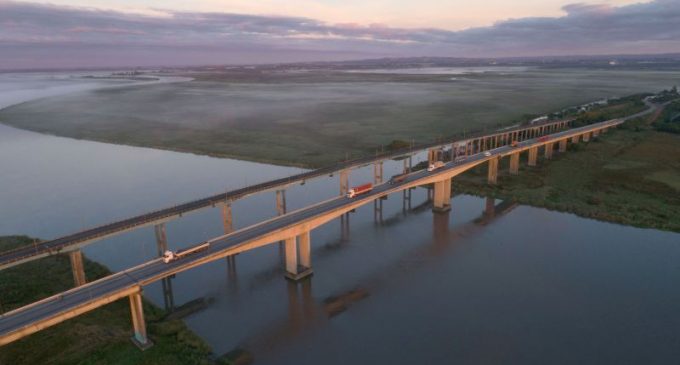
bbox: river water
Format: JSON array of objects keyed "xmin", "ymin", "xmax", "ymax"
[{"xmin": 1, "ymin": 74, "xmax": 679, "ymax": 364}]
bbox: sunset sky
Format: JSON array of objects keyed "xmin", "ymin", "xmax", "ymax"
[{"xmin": 1, "ymin": 0, "xmax": 678, "ymax": 69}]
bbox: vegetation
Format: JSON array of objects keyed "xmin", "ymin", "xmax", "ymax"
[
  {"xmin": 1, "ymin": 68, "xmax": 679, "ymax": 168},
  {"xmin": 653, "ymin": 100, "xmax": 680, "ymax": 134},
  {"xmin": 0, "ymin": 236, "xmax": 220, "ymax": 365},
  {"xmin": 452, "ymin": 126, "xmax": 680, "ymax": 233}
]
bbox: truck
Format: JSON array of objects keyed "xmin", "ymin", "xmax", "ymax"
[
  {"xmin": 389, "ymin": 173, "xmax": 409, "ymax": 185},
  {"xmin": 427, "ymin": 161, "xmax": 445, "ymax": 172},
  {"xmin": 346, "ymin": 183, "xmax": 373, "ymax": 198},
  {"xmin": 163, "ymin": 242, "xmax": 210, "ymax": 263}
]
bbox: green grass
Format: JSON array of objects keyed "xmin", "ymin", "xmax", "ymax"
[
  {"xmin": 2, "ymin": 68, "xmax": 679, "ymax": 167},
  {"xmin": 0, "ymin": 236, "xmax": 218, "ymax": 365},
  {"xmin": 452, "ymin": 128, "xmax": 680, "ymax": 232}
]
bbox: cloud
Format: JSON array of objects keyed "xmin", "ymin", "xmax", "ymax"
[{"xmin": 0, "ymin": 0, "xmax": 679, "ymax": 69}]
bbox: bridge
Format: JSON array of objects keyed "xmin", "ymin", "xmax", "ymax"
[
  {"xmin": 0, "ymin": 118, "xmax": 576, "ymax": 278},
  {"xmin": 0, "ymin": 116, "xmax": 628, "ymax": 348}
]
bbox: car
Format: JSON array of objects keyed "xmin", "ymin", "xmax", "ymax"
[{"xmin": 483, "ymin": 151, "xmax": 492, "ymax": 157}]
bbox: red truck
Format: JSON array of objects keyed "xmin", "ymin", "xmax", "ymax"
[
  {"xmin": 347, "ymin": 183, "xmax": 373, "ymax": 198},
  {"xmin": 389, "ymin": 173, "xmax": 409, "ymax": 185}
]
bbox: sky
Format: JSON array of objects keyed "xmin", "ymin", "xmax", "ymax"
[{"xmin": 1, "ymin": 0, "xmax": 679, "ymax": 69}]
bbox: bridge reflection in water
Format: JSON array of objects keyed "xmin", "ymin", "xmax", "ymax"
[{"xmin": 158, "ymin": 194, "xmax": 518, "ymax": 360}]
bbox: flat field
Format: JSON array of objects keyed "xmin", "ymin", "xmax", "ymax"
[{"xmin": 1, "ymin": 67, "xmax": 679, "ymax": 167}]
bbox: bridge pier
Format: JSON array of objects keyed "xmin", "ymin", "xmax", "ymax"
[
  {"xmin": 276, "ymin": 190, "xmax": 287, "ymax": 216},
  {"xmin": 571, "ymin": 135, "xmax": 580, "ymax": 144},
  {"xmin": 593, "ymin": 129, "xmax": 600, "ymax": 138},
  {"xmin": 428, "ymin": 148, "xmax": 438, "ymax": 165},
  {"xmin": 340, "ymin": 213, "xmax": 350, "ymax": 242},
  {"xmin": 154, "ymin": 223, "xmax": 168, "ymax": 256},
  {"xmin": 339, "ymin": 169, "xmax": 349, "ymax": 196},
  {"xmin": 374, "ymin": 199, "xmax": 384, "ymax": 223},
  {"xmin": 583, "ymin": 132, "xmax": 590, "ymax": 142},
  {"xmin": 68, "ymin": 250, "xmax": 86, "ymax": 287},
  {"xmin": 509, "ymin": 153, "xmax": 520, "ymax": 175},
  {"xmin": 559, "ymin": 139, "xmax": 567, "ymax": 153},
  {"xmin": 484, "ymin": 196, "xmax": 496, "ymax": 218},
  {"xmin": 284, "ymin": 233, "xmax": 313, "ymax": 281},
  {"xmin": 544, "ymin": 143, "xmax": 554, "ymax": 159},
  {"xmin": 222, "ymin": 202, "xmax": 233, "ymax": 234},
  {"xmin": 129, "ymin": 290, "xmax": 152, "ymax": 350},
  {"xmin": 528, "ymin": 147, "xmax": 538, "ymax": 166},
  {"xmin": 402, "ymin": 188, "xmax": 412, "ymax": 211},
  {"xmin": 487, "ymin": 157, "xmax": 499, "ymax": 185},
  {"xmin": 374, "ymin": 161, "xmax": 383, "ymax": 185},
  {"xmin": 161, "ymin": 277, "xmax": 175, "ymax": 312},
  {"xmin": 432, "ymin": 178, "xmax": 452, "ymax": 213}
]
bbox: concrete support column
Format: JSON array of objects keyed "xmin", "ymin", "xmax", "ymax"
[
  {"xmin": 276, "ymin": 189, "xmax": 287, "ymax": 216},
  {"xmin": 298, "ymin": 231, "xmax": 311, "ymax": 270},
  {"xmin": 487, "ymin": 157, "xmax": 499, "ymax": 185},
  {"xmin": 602, "ymin": 127, "xmax": 608, "ymax": 134},
  {"xmin": 528, "ymin": 147, "xmax": 538, "ymax": 167},
  {"xmin": 154, "ymin": 223, "xmax": 168, "ymax": 256},
  {"xmin": 129, "ymin": 290, "xmax": 152, "ymax": 349},
  {"xmin": 559, "ymin": 139, "xmax": 567, "ymax": 153},
  {"xmin": 571, "ymin": 135, "xmax": 580, "ymax": 144},
  {"xmin": 593, "ymin": 129, "xmax": 600, "ymax": 138},
  {"xmin": 374, "ymin": 161, "xmax": 383, "ymax": 185},
  {"xmin": 339, "ymin": 169, "xmax": 349, "ymax": 196},
  {"xmin": 69, "ymin": 250, "xmax": 86, "ymax": 287},
  {"xmin": 583, "ymin": 132, "xmax": 590, "ymax": 142},
  {"xmin": 509, "ymin": 153, "xmax": 520, "ymax": 175},
  {"xmin": 222, "ymin": 202, "xmax": 233, "ymax": 234},
  {"xmin": 544, "ymin": 143, "xmax": 554, "ymax": 159},
  {"xmin": 484, "ymin": 196, "xmax": 495, "ymax": 218},
  {"xmin": 432, "ymin": 178, "xmax": 452, "ymax": 213},
  {"xmin": 428, "ymin": 148, "xmax": 438, "ymax": 165},
  {"xmin": 284, "ymin": 234, "xmax": 313, "ymax": 281}
]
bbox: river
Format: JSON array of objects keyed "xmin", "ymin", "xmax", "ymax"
[{"xmin": 1, "ymin": 73, "xmax": 679, "ymax": 364}]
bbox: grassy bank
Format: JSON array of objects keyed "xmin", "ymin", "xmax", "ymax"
[
  {"xmin": 452, "ymin": 127, "xmax": 680, "ymax": 232},
  {"xmin": 0, "ymin": 236, "xmax": 218, "ymax": 365},
  {"xmin": 2, "ymin": 68, "xmax": 679, "ymax": 167}
]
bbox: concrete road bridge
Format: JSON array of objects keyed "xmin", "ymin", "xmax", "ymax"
[
  {"xmin": 0, "ymin": 116, "xmax": 629, "ymax": 347},
  {"xmin": 0, "ymin": 117, "xmax": 576, "ymax": 274}
]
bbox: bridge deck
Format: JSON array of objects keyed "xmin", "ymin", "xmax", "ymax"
[
  {"xmin": 0, "ymin": 118, "xmax": 575, "ymax": 269},
  {"xmin": 0, "ymin": 117, "xmax": 625, "ymax": 345}
]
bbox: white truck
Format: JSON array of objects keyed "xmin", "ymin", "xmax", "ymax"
[
  {"xmin": 427, "ymin": 161, "xmax": 445, "ymax": 172},
  {"xmin": 163, "ymin": 242, "xmax": 210, "ymax": 263}
]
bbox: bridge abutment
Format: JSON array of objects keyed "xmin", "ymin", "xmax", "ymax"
[{"xmin": 68, "ymin": 249, "xmax": 86, "ymax": 287}]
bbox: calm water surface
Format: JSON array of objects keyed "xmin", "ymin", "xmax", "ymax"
[{"xmin": 1, "ymin": 79, "xmax": 679, "ymax": 364}]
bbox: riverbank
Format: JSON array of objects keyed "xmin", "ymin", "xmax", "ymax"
[
  {"xmin": 2, "ymin": 68, "xmax": 679, "ymax": 168},
  {"xmin": 452, "ymin": 126, "xmax": 680, "ymax": 233},
  {"xmin": 0, "ymin": 236, "xmax": 221, "ymax": 365}
]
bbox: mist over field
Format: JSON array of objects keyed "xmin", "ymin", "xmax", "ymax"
[{"xmin": 2, "ymin": 67, "xmax": 679, "ymax": 166}]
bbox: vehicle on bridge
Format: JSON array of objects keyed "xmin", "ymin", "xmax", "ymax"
[
  {"xmin": 163, "ymin": 242, "xmax": 210, "ymax": 263},
  {"xmin": 347, "ymin": 183, "xmax": 373, "ymax": 198},
  {"xmin": 538, "ymin": 136, "xmax": 550, "ymax": 142},
  {"xmin": 454, "ymin": 156, "xmax": 467, "ymax": 163},
  {"xmin": 427, "ymin": 161, "xmax": 445, "ymax": 172},
  {"xmin": 511, "ymin": 141, "xmax": 519, "ymax": 147},
  {"xmin": 389, "ymin": 173, "xmax": 410, "ymax": 185},
  {"xmin": 483, "ymin": 151, "xmax": 492, "ymax": 157}
]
